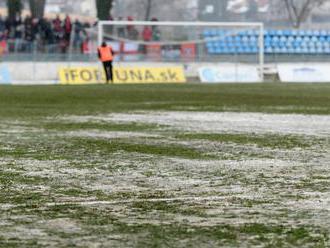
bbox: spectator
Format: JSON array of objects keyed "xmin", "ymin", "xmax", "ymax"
[
  {"xmin": 73, "ymin": 19, "xmax": 83, "ymax": 49},
  {"xmin": 63, "ymin": 15, "xmax": 72, "ymax": 43},
  {"xmin": 24, "ymin": 15, "xmax": 34, "ymax": 52},
  {"xmin": 151, "ymin": 17, "xmax": 161, "ymax": 41},
  {"xmin": 53, "ymin": 15, "xmax": 62, "ymax": 43},
  {"xmin": 14, "ymin": 14, "xmax": 24, "ymax": 51},
  {"xmin": 0, "ymin": 15, "xmax": 6, "ymax": 33},
  {"xmin": 142, "ymin": 26, "xmax": 152, "ymax": 42},
  {"xmin": 117, "ymin": 16, "xmax": 125, "ymax": 37},
  {"xmin": 142, "ymin": 26, "xmax": 152, "ymax": 54},
  {"xmin": 0, "ymin": 13, "xmax": 93, "ymax": 55},
  {"xmin": 126, "ymin": 16, "xmax": 138, "ymax": 40}
]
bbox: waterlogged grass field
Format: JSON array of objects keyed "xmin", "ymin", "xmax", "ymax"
[{"xmin": 0, "ymin": 83, "xmax": 329, "ymax": 247}]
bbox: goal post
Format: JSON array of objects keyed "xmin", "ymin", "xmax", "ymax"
[{"xmin": 97, "ymin": 21, "xmax": 265, "ymax": 81}]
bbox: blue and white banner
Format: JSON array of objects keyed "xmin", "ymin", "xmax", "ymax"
[
  {"xmin": 0, "ymin": 66, "xmax": 12, "ymax": 84},
  {"xmin": 199, "ymin": 66, "xmax": 261, "ymax": 83},
  {"xmin": 278, "ymin": 64, "xmax": 330, "ymax": 83}
]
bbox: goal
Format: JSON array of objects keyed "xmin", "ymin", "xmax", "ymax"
[{"xmin": 97, "ymin": 21, "xmax": 264, "ymax": 81}]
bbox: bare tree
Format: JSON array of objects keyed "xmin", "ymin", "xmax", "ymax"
[
  {"xmin": 7, "ymin": 0, "xmax": 22, "ymax": 20},
  {"xmin": 132, "ymin": 0, "xmax": 154, "ymax": 21},
  {"xmin": 96, "ymin": 0, "xmax": 114, "ymax": 20},
  {"xmin": 113, "ymin": 0, "xmax": 195, "ymax": 21},
  {"xmin": 29, "ymin": 0, "xmax": 46, "ymax": 19},
  {"xmin": 144, "ymin": 0, "xmax": 153, "ymax": 21},
  {"xmin": 282, "ymin": 0, "xmax": 329, "ymax": 27}
]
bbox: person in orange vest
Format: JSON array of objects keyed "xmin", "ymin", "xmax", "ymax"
[{"xmin": 98, "ymin": 41, "xmax": 114, "ymax": 83}]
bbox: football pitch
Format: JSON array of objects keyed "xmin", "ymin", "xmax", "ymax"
[{"xmin": 0, "ymin": 83, "xmax": 329, "ymax": 247}]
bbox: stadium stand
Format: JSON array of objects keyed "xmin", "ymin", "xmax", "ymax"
[{"xmin": 204, "ymin": 29, "xmax": 330, "ymax": 54}]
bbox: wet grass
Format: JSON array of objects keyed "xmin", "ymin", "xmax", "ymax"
[
  {"xmin": 0, "ymin": 84, "xmax": 329, "ymax": 247},
  {"xmin": 0, "ymin": 135, "xmax": 215, "ymax": 161}
]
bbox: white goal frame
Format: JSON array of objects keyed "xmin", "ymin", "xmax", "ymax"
[{"xmin": 98, "ymin": 21, "xmax": 264, "ymax": 81}]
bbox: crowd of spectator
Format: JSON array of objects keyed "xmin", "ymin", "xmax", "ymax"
[
  {"xmin": 0, "ymin": 14, "xmax": 162, "ymax": 55},
  {"xmin": 0, "ymin": 14, "xmax": 92, "ymax": 54},
  {"xmin": 109, "ymin": 16, "xmax": 161, "ymax": 42}
]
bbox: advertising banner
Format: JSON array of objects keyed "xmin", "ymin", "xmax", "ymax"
[
  {"xmin": 181, "ymin": 43, "xmax": 196, "ymax": 60},
  {"xmin": 199, "ymin": 66, "xmax": 261, "ymax": 83},
  {"xmin": 0, "ymin": 66, "xmax": 12, "ymax": 84},
  {"xmin": 59, "ymin": 66, "xmax": 186, "ymax": 84},
  {"xmin": 59, "ymin": 67, "xmax": 105, "ymax": 84},
  {"xmin": 278, "ymin": 64, "xmax": 330, "ymax": 83}
]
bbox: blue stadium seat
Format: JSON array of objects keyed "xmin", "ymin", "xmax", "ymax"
[
  {"xmin": 204, "ymin": 28, "xmax": 330, "ymax": 55},
  {"xmin": 286, "ymin": 41, "xmax": 293, "ymax": 48},
  {"xmin": 308, "ymin": 41, "xmax": 315, "ymax": 48},
  {"xmin": 269, "ymin": 30, "xmax": 276, "ymax": 36},
  {"xmin": 311, "ymin": 36, "xmax": 318, "ymax": 42},
  {"xmin": 316, "ymin": 47, "xmax": 323, "ymax": 54},
  {"xmin": 249, "ymin": 36, "xmax": 257, "ymax": 43},
  {"xmin": 324, "ymin": 47, "xmax": 330, "ymax": 54},
  {"xmin": 272, "ymin": 36, "xmax": 279, "ymax": 43},
  {"xmin": 288, "ymin": 36, "xmax": 295, "ymax": 42},
  {"xmin": 303, "ymin": 36, "xmax": 310, "ymax": 42},
  {"xmin": 288, "ymin": 47, "xmax": 295, "ymax": 53},
  {"xmin": 210, "ymin": 29, "xmax": 218, "ymax": 36},
  {"xmin": 316, "ymin": 41, "xmax": 323, "ymax": 48},
  {"xmin": 247, "ymin": 30, "xmax": 254, "ymax": 36},
  {"xmin": 222, "ymin": 47, "xmax": 229, "ymax": 54},
  {"xmin": 300, "ymin": 41, "xmax": 308, "ymax": 48},
  {"xmin": 237, "ymin": 47, "xmax": 244, "ymax": 54},
  {"xmin": 216, "ymin": 47, "xmax": 223, "ymax": 54},
  {"xmin": 244, "ymin": 47, "xmax": 252, "ymax": 53},
  {"xmin": 309, "ymin": 47, "xmax": 316, "ymax": 54},
  {"xmin": 208, "ymin": 47, "xmax": 215, "ymax": 54},
  {"xmin": 302, "ymin": 47, "xmax": 309, "ymax": 53},
  {"xmin": 276, "ymin": 30, "xmax": 283, "ymax": 36},
  {"xmin": 306, "ymin": 30, "xmax": 313, "ymax": 36},
  {"xmin": 291, "ymin": 30, "xmax": 298, "ymax": 36},
  {"xmin": 283, "ymin": 30, "xmax": 291, "ymax": 36},
  {"xmin": 241, "ymin": 35, "xmax": 249, "ymax": 43},
  {"xmin": 319, "ymin": 36, "xmax": 326, "ymax": 42},
  {"xmin": 235, "ymin": 36, "xmax": 241, "ymax": 42},
  {"xmin": 217, "ymin": 30, "xmax": 225, "ymax": 36},
  {"xmin": 206, "ymin": 42, "xmax": 213, "ymax": 48},
  {"xmin": 265, "ymin": 35, "xmax": 271, "ymax": 41},
  {"xmin": 320, "ymin": 30, "xmax": 327, "ymax": 36},
  {"xmin": 265, "ymin": 47, "xmax": 273, "ymax": 53},
  {"xmin": 280, "ymin": 47, "xmax": 288, "ymax": 53},
  {"xmin": 203, "ymin": 30, "xmax": 211, "ymax": 37},
  {"xmin": 299, "ymin": 30, "xmax": 306, "ymax": 36},
  {"xmin": 280, "ymin": 36, "xmax": 287, "ymax": 42}
]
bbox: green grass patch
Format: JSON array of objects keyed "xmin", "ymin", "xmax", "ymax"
[
  {"xmin": 131, "ymin": 200, "xmax": 207, "ymax": 217},
  {"xmin": 69, "ymin": 138, "xmax": 215, "ymax": 160},
  {"xmin": 42, "ymin": 121, "xmax": 164, "ymax": 132},
  {"xmin": 175, "ymin": 133, "xmax": 323, "ymax": 149},
  {"xmin": 0, "ymin": 84, "xmax": 330, "ymax": 119}
]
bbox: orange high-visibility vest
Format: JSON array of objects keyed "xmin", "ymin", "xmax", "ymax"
[{"xmin": 98, "ymin": 46, "xmax": 113, "ymax": 62}]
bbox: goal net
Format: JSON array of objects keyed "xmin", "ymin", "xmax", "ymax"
[{"xmin": 96, "ymin": 21, "xmax": 264, "ymax": 81}]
